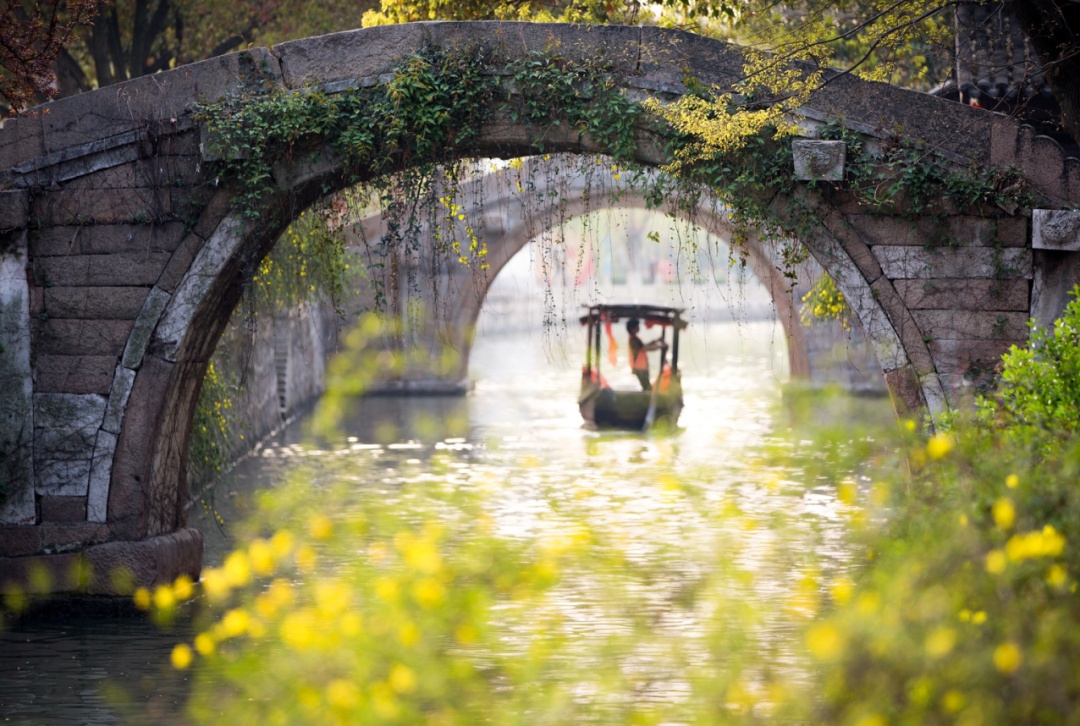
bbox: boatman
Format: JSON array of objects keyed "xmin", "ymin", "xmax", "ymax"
[{"xmin": 626, "ymin": 318, "xmax": 667, "ymax": 391}]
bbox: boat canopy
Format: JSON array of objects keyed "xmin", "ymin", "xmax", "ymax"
[{"xmin": 579, "ymin": 304, "xmax": 688, "ymax": 330}]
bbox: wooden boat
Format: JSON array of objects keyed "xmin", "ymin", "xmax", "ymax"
[{"xmin": 578, "ymin": 304, "xmax": 687, "ymax": 430}]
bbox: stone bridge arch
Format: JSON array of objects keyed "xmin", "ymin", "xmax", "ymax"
[
  {"xmin": 347, "ymin": 156, "xmax": 882, "ymax": 390},
  {"xmin": 1, "ymin": 21, "xmax": 1075, "ymax": 591}
]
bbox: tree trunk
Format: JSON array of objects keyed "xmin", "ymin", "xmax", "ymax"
[{"xmin": 1008, "ymin": 0, "xmax": 1080, "ymax": 145}]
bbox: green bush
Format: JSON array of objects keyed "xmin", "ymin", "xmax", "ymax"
[{"xmin": 808, "ymin": 289, "xmax": 1080, "ymax": 724}]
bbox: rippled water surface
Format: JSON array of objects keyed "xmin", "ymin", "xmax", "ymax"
[{"xmin": 0, "ymin": 320, "xmax": 894, "ymax": 724}]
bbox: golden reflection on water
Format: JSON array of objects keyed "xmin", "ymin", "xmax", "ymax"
[{"xmin": 185, "ymin": 320, "xmax": 894, "ymax": 721}]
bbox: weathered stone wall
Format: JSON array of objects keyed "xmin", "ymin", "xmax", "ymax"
[
  {"xmin": 0, "ymin": 21, "xmax": 1077, "ymax": 594},
  {"xmin": 190, "ymin": 301, "xmax": 338, "ymax": 490}
]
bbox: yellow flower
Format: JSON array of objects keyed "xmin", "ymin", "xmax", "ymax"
[
  {"xmin": 194, "ymin": 632, "xmax": 215, "ymax": 656},
  {"xmin": 985, "ymin": 549, "xmax": 1007, "ymax": 574},
  {"xmin": 170, "ymin": 643, "xmax": 193, "ymax": 670},
  {"xmin": 172, "ymin": 575, "xmax": 194, "ymax": 601},
  {"xmin": 153, "ymin": 584, "xmax": 176, "ymax": 611},
  {"xmin": 133, "ymin": 587, "xmax": 151, "ymax": 610},
  {"xmin": 389, "ymin": 663, "xmax": 417, "ymax": 693},
  {"xmin": 806, "ymin": 622, "xmax": 844, "ymax": 660},
  {"xmin": 993, "ymin": 642, "xmax": 1022, "ymax": 674},
  {"xmin": 248, "ymin": 539, "xmax": 275, "ymax": 576},
  {"xmin": 221, "ymin": 608, "xmax": 250, "ymax": 638},
  {"xmin": 1006, "ymin": 474, "xmax": 1020, "ymax": 489},
  {"xmin": 201, "ymin": 567, "xmax": 231, "ymax": 604},
  {"xmin": 926, "ymin": 433, "xmax": 955, "ymax": 460},
  {"xmin": 223, "ymin": 551, "xmax": 251, "ymax": 587},
  {"xmin": 925, "ymin": 627, "xmax": 956, "ymax": 658},
  {"xmin": 309, "ymin": 515, "xmax": 333, "ymax": 540},
  {"xmin": 1047, "ymin": 564, "xmax": 1069, "ymax": 588},
  {"xmin": 992, "ymin": 498, "xmax": 1015, "ymax": 531},
  {"xmin": 326, "ymin": 679, "xmax": 361, "ymax": 710}
]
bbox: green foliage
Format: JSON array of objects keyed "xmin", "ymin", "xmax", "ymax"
[
  {"xmin": 504, "ymin": 50, "xmax": 641, "ymax": 159},
  {"xmin": 197, "ymin": 44, "xmax": 498, "ymax": 217},
  {"xmin": 252, "ymin": 209, "xmax": 351, "ymax": 314},
  {"xmin": 983, "ymin": 285, "xmax": 1080, "ymax": 444},
  {"xmin": 802, "ymin": 289, "xmax": 1080, "ymax": 724},
  {"xmin": 189, "ymin": 361, "xmax": 235, "ymax": 486}
]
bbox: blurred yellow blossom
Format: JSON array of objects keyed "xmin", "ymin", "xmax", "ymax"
[
  {"xmin": 994, "ymin": 642, "xmax": 1022, "ymax": 674},
  {"xmin": 1006, "ymin": 474, "xmax": 1020, "ymax": 489},
  {"xmin": 1006, "ymin": 526, "xmax": 1065, "ymax": 561},
  {"xmin": 309, "ymin": 515, "xmax": 333, "ymax": 540},
  {"xmin": 389, "ymin": 663, "xmax": 417, "ymax": 693},
  {"xmin": 223, "ymin": 551, "xmax": 252, "ymax": 586},
  {"xmin": 133, "ymin": 587, "xmax": 151, "ymax": 610},
  {"xmin": 806, "ymin": 622, "xmax": 844, "ymax": 660},
  {"xmin": 985, "ymin": 550, "xmax": 1007, "ymax": 574},
  {"xmin": 926, "ymin": 433, "xmax": 955, "ymax": 459},
  {"xmin": 992, "ymin": 498, "xmax": 1015, "ymax": 530},
  {"xmin": 171, "ymin": 643, "xmax": 193, "ymax": 670}
]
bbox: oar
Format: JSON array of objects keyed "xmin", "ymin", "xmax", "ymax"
[{"xmin": 643, "ymin": 344, "xmax": 667, "ymax": 431}]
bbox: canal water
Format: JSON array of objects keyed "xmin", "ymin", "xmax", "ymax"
[{"xmin": 0, "ymin": 318, "xmax": 894, "ymax": 724}]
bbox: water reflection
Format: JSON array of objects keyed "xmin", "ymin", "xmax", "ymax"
[{"xmin": 0, "ymin": 321, "xmax": 894, "ymax": 724}]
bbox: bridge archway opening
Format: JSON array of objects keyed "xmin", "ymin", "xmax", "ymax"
[{"xmin": 334, "ymin": 155, "xmax": 883, "ymax": 399}]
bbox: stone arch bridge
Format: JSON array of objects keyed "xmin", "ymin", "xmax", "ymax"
[
  {"xmin": 1, "ymin": 21, "xmax": 1078, "ymax": 593},
  {"xmin": 345, "ymin": 156, "xmax": 878, "ymax": 394}
]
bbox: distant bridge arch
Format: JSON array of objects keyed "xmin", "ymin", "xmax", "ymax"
[{"xmin": 0, "ymin": 21, "xmax": 1069, "ymax": 590}]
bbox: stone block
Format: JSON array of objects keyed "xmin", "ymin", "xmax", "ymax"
[
  {"xmin": 59, "ymin": 156, "xmax": 200, "ymax": 194},
  {"xmin": 34, "ymin": 252, "xmax": 172, "ymax": 287},
  {"xmin": 883, "ymin": 364, "xmax": 926, "ymax": 417},
  {"xmin": 1032, "ymin": 249, "xmax": 1080, "ymax": 330},
  {"xmin": 822, "ymin": 212, "xmax": 883, "ymax": 282},
  {"xmin": 0, "ymin": 190, "xmax": 30, "ymax": 231},
  {"xmin": 191, "ymin": 191, "xmax": 234, "ymax": 240},
  {"xmin": 156, "ymin": 233, "xmax": 204, "ymax": 292},
  {"xmin": 912, "ymin": 309, "xmax": 1029, "ymax": 341},
  {"xmin": 32, "ymin": 185, "xmax": 172, "ymax": 226},
  {"xmin": 0, "ymin": 551, "xmax": 82, "ymax": 593},
  {"xmin": 108, "ymin": 355, "xmax": 173, "ymax": 539},
  {"xmin": 87, "ymin": 429, "xmax": 118, "ymax": 523},
  {"xmin": 893, "ymin": 278, "xmax": 1030, "ymax": 311},
  {"xmin": 0, "ymin": 526, "xmax": 43, "ymax": 557},
  {"xmin": 38, "ymin": 49, "xmax": 283, "ymax": 157},
  {"xmin": 849, "ymin": 215, "xmax": 1027, "ymax": 248},
  {"xmin": 919, "ymin": 372, "xmax": 949, "ymax": 418},
  {"xmin": 41, "ymin": 495, "xmax": 87, "ymax": 523},
  {"xmin": 102, "ymin": 366, "xmax": 137, "ymax": 435},
  {"xmin": 77, "ymin": 528, "xmax": 202, "ymax": 594},
  {"xmin": 869, "ymin": 277, "xmax": 936, "ymax": 377},
  {"xmin": 274, "ymin": 24, "xmax": 426, "ymax": 89},
  {"xmin": 809, "ymin": 69, "xmax": 995, "ymax": 163},
  {"xmin": 0, "ymin": 114, "xmax": 44, "ymax": 171},
  {"xmin": 33, "ymin": 393, "xmax": 107, "ymax": 496},
  {"xmin": 40, "ymin": 523, "xmax": 109, "ymax": 552},
  {"xmin": 1033, "ymin": 209, "xmax": 1080, "ymax": 251},
  {"xmin": 792, "ymin": 140, "xmax": 845, "ymax": 181},
  {"xmin": 44, "ymin": 286, "xmax": 150, "ymax": 319},
  {"xmin": 1017, "ymin": 128, "xmax": 1068, "ymax": 202},
  {"xmin": 928, "ymin": 338, "xmax": 1017, "ymax": 377},
  {"xmin": 122, "ymin": 287, "xmax": 171, "ymax": 369},
  {"xmin": 33, "ymin": 222, "xmax": 186, "ymax": 256},
  {"xmin": 638, "ymin": 25, "xmax": 745, "ymax": 93},
  {"xmin": 153, "ymin": 216, "xmax": 245, "ymax": 361},
  {"xmin": 873, "ymin": 245, "xmax": 1032, "ymax": 279},
  {"xmin": 0, "ymin": 237, "xmax": 36, "ymax": 527},
  {"xmin": 34, "ymin": 354, "xmax": 116, "ymax": 394},
  {"xmin": 36, "ymin": 319, "xmax": 133, "ymax": 356}
]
